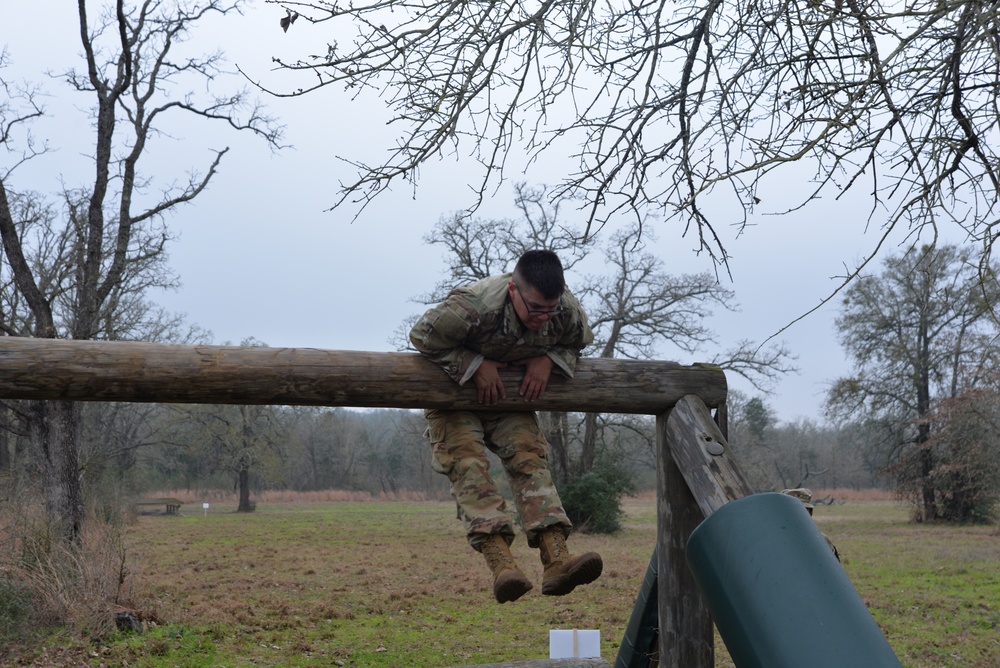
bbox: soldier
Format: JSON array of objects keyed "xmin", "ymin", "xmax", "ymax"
[
  {"xmin": 410, "ymin": 250, "xmax": 603, "ymax": 603},
  {"xmin": 781, "ymin": 487, "xmax": 841, "ymax": 561}
]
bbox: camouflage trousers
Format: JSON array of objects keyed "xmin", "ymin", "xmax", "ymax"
[{"xmin": 424, "ymin": 409, "xmax": 571, "ymax": 551}]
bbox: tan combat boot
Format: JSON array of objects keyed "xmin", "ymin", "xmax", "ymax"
[
  {"xmin": 537, "ymin": 528, "xmax": 603, "ymax": 596},
  {"xmin": 480, "ymin": 534, "xmax": 533, "ymax": 603}
]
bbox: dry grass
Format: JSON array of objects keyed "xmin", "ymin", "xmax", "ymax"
[
  {"xmin": 151, "ymin": 489, "xmax": 443, "ymax": 505},
  {"xmin": 810, "ymin": 487, "xmax": 897, "ymax": 502},
  {"xmin": 0, "ymin": 507, "xmax": 141, "ymax": 644},
  {"xmin": 124, "ymin": 498, "xmax": 650, "ymax": 667},
  {"xmin": 5, "ymin": 496, "xmax": 659, "ymax": 667}
]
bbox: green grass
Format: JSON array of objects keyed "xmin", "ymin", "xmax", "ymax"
[
  {"xmin": 818, "ymin": 503, "xmax": 1000, "ymax": 667},
  {"xmin": 4, "ymin": 498, "xmax": 1000, "ymax": 667}
]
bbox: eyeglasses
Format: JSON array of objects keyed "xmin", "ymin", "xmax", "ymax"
[{"xmin": 513, "ymin": 282, "xmax": 565, "ymax": 317}]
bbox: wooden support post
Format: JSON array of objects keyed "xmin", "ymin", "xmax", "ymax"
[
  {"xmin": 657, "ymin": 414, "xmax": 714, "ymax": 667},
  {"xmin": 656, "ymin": 395, "xmax": 754, "ymax": 668}
]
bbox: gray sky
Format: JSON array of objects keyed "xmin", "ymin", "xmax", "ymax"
[{"xmin": 2, "ymin": 2, "xmax": 959, "ymax": 423}]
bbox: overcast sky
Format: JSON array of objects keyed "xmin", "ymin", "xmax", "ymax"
[{"xmin": 2, "ymin": 2, "xmax": 964, "ymax": 424}]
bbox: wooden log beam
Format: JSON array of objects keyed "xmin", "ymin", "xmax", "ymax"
[{"xmin": 0, "ymin": 338, "xmax": 726, "ymax": 413}]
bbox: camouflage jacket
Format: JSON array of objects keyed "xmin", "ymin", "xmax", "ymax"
[{"xmin": 409, "ymin": 273, "xmax": 594, "ymax": 385}]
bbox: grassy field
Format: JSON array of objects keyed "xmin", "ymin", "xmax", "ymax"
[{"xmin": 5, "ymin": 494, "xmax": 1000, "ymax": 667}]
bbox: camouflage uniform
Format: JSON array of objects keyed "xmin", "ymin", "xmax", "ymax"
[{"xmin": 410, "ymin": 273, "xmax": 594, "ymax": 550}]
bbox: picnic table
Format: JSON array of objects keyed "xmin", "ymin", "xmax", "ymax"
[{"xmin": 133, "ymin": 497, "xmax": 183, "ymax": 515}]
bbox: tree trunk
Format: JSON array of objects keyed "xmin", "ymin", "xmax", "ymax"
[
  {"xmin": 308, "ymin": 442, "xmax": 319, "ymax": 490},
  {"xmin": 543, "ymin": 411, "xmax": 571, "ymax": 485},
  {"xmin": 237, "ymin": 465, "xmax": 252, "ymax": 513},
  {"xmin": 237, "ymin": 407, "xmax": 255, "ymax": 513},
  {"xmin": 919, "ymin": 438, "xmax": 936, "ymax": 522},
  {"xmin": 29, "ymin": 399, "xmax": 84, "ymax": 543},
  {"xmin": 1, "ymin": 179, "xmax": 85, "ymax": 542},
  {"xmin": 916, "ymin": 346, "xmax": 935, "ymax": 522},
  {"xmin": 0, "ymin": 415, "xmax": 9, "ymax": 472},
  {"xmin": 580, "ymin": 412, "xmax": 599, "ymax": 474}
]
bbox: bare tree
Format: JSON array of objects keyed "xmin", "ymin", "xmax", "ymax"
[
  {"xmin": 214, "ymin": 339, "xmax": 288, "ymax": 512},
  {"xmin": 827, "ymin": 244, "xmax": 1000, "ymax": 521},
  {"xmin": 0, "ymin": 0, "xmax": 283, "ymax": 542},
  {"xmin": 417, "ymin": 183, "xmax": 592, "ymax": 304},
  {"xmin": 265, "ymin": 0, "xmax": 1000, "ymax": 274},
  {"xmin": 283, "ymin": 407, "xmax": 353, "ymax": 490},
  {"xmin": 577, "ymin": 224, "xmax": 764, "ymax": 472},
  {"xmin": 164, "ymin": 399, "xmax": 287, "ymax": 511},
  {"xmin": 387, "ymin": 182, "xmax": 593, "ymax": 350},
  {"xmin": 414, "ymin": 184, "xmax": 794, "ymax": 477}
]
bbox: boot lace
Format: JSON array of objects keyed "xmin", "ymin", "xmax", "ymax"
[
  {"xmin": 545, "ymin": 530, "xmax": 568, "ymax": 560},
  {"xmin": 482, "ymin": 537, "xmax": 514, "ymax": 570}
]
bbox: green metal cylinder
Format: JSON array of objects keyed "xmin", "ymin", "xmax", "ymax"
[
  {"xmin": 614, "ymin": 549, "xmax": 658, "ymax": 668},
  {"xmin": 685, "ymin": 492, "xmax": 902, "ymax": 668}
]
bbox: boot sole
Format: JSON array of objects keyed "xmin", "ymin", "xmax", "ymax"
[
  {"xmin": 495, "ymin": 573, "xmax": 533, "ymax": 603},
  {"xmin": 542, "ymin": 552, "xmax": 603, "ymax": 596}
]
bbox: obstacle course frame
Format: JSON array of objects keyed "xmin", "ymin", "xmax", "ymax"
[{"xmin": 0, "ymin": 337, "xmax": 771, "ymax": 667}]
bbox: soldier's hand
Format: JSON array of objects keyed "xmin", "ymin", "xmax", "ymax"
[
  {"xmin": 515, "ymin": 355, "xmax": 554, "ymax": 402},
  {"xmin": 473, "ymin": 360, "xmax": 507, "ymax": 405}
]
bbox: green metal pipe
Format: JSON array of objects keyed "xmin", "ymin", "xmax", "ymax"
[
  {"xmin": 686, "ymin": 492, "xmax": 902, "ymax": 668},
  {"xmin": 614, "ymin": 549, "xmax": 658, "ymax": 668}
]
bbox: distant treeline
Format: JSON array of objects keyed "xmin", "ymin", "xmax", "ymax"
[{"xmin": 1, "ymin": 392, "xmax": 891, "ymax": 506}]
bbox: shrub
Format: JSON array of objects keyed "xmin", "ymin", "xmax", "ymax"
[
  {"xmin": 560, "ymin": 461, "xmax": 636, "ymax": 534},
  {"xmin": 890, "ymin": 392, "xmax": 1000, "ymax": 523},
  {"xmin": 0, "ymin": 573, "xmax": 31, "ymax": 645}
]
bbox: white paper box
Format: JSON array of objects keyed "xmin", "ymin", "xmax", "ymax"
[{"xmin": 549, "ymin": 629, "xmax": 600, "ymax": 659}]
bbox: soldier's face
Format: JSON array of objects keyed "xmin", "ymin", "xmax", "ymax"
[{"xmin": 509, "ymin": 281, "xmax": 562, "ymax": 330}]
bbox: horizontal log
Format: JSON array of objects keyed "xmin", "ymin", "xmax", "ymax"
[{"xmin": 0, "ymin": 338, "xmax": 726, "ymax": 414}]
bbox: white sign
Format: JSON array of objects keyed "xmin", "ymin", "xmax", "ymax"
[{"xmin": 549, "ymin": 629, "xmax": 600, "ymax": 659}]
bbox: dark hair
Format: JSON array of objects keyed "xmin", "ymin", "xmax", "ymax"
[{"xmin": 513, "ymin": 250, "xmax": 565, "ymax": 299}]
